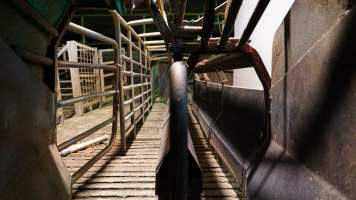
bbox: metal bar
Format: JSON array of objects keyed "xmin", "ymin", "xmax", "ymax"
[
  {"xmin": 67, "ymin": 22, "xmax": 117, "ymax": 47},
  {"xmin": 193, "ymin": 53, "xmax": 253, "ymax": 73},
  {"xmin": 13, "ymin": 47, "xmax": 53, "ymax": 66},
  {"xmin": 128, "ymin": 18, "xmax": 154, "ymax": 26},
  {"xmin": 58, "ymin": 61, "xmax": 117, "ymax": 71},
  {"xmin": 123, "ymin": 83, "xmax": 150, "ymax": 90},
  {"xmin": 219, "ymin": 0, "xmax": 243, "ymax": 49},
  {"xmin": 57, "ymin": 118, "xmax": 114, "ymax": 151},
  {"xmin": 192, "ymin": 1, "xmax": 228, "ymax": 25},
  {"xmin": 57, "ymin": 90, "xmax": 115, "ymax": 107},
  {"xmin": 124, "ymin": 112, "xmax": 134, "ymax": 121},
  {"xmin": 147, "ymin": 45, "xmax": 166, "ymax": 49},
  {"xmin": 7, "ymin": 0, "xmax": 59, "ymax": 37},
  {"xmin": 169, "ymin": 61, "xmax": 189, "ymax": 200},
  {"xmin": 71, "ymin": 15, "xmax": 121, "ymax": 182},
  {"xmin": 174, "ymin": 0, "xmax": 187, "ymax": 26},
  {"xmin": 144, "ymin": 40, "xmax": 165, "ymax": 45},
  {"xmin": 111, "ymin": 11, "xmax": 147, "ymax": 48},
  {"xmin": 184, "ymin": 37, "xmax": 241, "ymax": 53},
  {"xmin": 236, "ymin": 0, "xmax": 271, "ymax": 50},
  {"xmin": 138, "ymin": 32, "xmax": 162, "ymax": 38},
  {"xmin": 139, "ymin": 42, "xmax": 145, "ymax": 122},
  {"xmin": 174, "ymin": 26, "xmax": 202, "ymax": 37},
  {"xmin": 123, "ymin": 70, "xmax": 149, "ymax": 77},
  {"xmin": 122, "ymin": 55, "xmax": 147, "ymax": 68},
  {"xmin": 201, "ymin": 0, "xmax": 216, "ymax": 50},
  {"xmin": 110, "ymin": 10, "xmax": 126, "ymax": 152},
  {"xmin": 124, "ymin": 90, "xmax": 151, "ymax": 105},
  {"xmin": 148, "ymin": 0, "xmax": 174, "ymax": 44},
  {"xmin": 128, "ymin": 30, "xmax": 136, "ymax": 137}
]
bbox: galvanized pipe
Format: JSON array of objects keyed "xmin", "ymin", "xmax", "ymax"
[
  {"xmin": 219, "ymin": 0, "xmax": 243, "ymax": 48},
  {"xmin": 144, "ymin": 40, "xmax": 165, "ymax": 45},
  {"xmin": 128, "ymin": 18, "xmax": 154, "ymax": 26},
  {"xmin": 138, "ymin": 32, "xmax": 162, "ymax": 38},
  {"xmin": 236, "ymin": 0, "xmax": 271, "ymax": 50},
  {"xmin": 68, "ymin": 22, "xmax": 117, "ymax": 47},
  {"xmin": 169, "ymin": 61, "xmax": 189, "ymax": 200}
]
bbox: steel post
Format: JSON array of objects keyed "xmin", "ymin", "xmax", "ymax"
[{"xmin": 169, "ymin": 61, "xmax": 189, "ymax": 200}]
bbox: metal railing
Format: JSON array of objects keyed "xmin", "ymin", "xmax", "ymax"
[{"xmin": 56, "ymin": 10, "xmax": 153, "ymax": 184}]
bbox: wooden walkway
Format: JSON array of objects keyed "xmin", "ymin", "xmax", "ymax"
[{"xmin": 58, "ymin": 103, "xmax": 241, "ymax": 199}]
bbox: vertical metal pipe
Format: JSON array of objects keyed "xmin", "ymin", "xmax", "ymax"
[
  {"xmin": 174, "ymin": 0, "xmax": 187, "ymax": 26},
  {"xmin": 169, "ymin": 61, "xmax": 188, "ymax": 200},
  {"xmin": 236, "ymin": 0, "xmax": 270, "ymax": 50},
  {"xmin": 111, "ymin": 11, "xmax": 126, "ymax": 151},
  {"xmin": 201, "ymin": 0, "xmax": 216, "ymax": 50},
  {"xmin": 219, "ymin": 0, "xmax": 243, "ymax": 48},
  {"xmin": 139, "ymin": 42, "xmax": 144, "ymax": 122},
  {"xmin": 128, "ymin": 31, "xmax": 136, "ymax": 136}
]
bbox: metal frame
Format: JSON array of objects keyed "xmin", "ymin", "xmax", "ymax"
[
  {"xmin": 56, "ymin": 10, "xmax": 153, "ymax": 185},
  {"xmin": 145, "ymin": 0, "xmax": 272, "ymax": 198}
]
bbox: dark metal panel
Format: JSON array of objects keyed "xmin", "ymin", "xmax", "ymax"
[
  {"xmin": 0, "ymin": 37, "xmax": 71, "ymax": 199},
  {"xmin": 252, "ymin": 3, "xmax": 356, "ymax": 199},
  {"xmin": 192, "ymin": 81, "xmax": 266, "ymax": 184}
]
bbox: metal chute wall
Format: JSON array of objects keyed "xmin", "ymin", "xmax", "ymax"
[
  {"xmin": 249, "ymin": 1, "xmax": 356, "ymax": 199},
  {"xmin": 192, "ymin": 80, "xmax": 266, "ymax": 183}
]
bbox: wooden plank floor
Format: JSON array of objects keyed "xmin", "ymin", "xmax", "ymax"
[
  {"xmin": 59, "ymin": 103, "xmax": 242, "ymax": 199},
  {"xmin": 188, "ymin": 106, "xmax": 243, "ymax": 200}
]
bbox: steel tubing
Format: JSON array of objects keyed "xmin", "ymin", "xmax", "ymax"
[
  {"xmin": 68, "ymin": 22, "xmax": 118, "ymax": 48},
  {"xmin": 201, "ymin": 0, "xmax": 216, "ymax": 50},
  {"xmin": 58, "ymin": 61, "xmax": 117, "ymax": 71},
  {"xmin": 174, "ymin": 0, "xmax": 187, "ymax": 26},
  {"xmin": 169, "ymin": 61, "xmax": 189, "ymax": 200},
  {"xmin": 138, "ymin": 32, "xmax": 162, "ymax": 38},
  {"xmin": 128, "ymin": 18, "xmax": 154, "ymax": 26},
  {"xmin": 236, "ymin": 0, "xmax": 271, "ymax": 50},
  {"xmin": 219, "ymin": 0, "xmax": 243, "ymax": 48},
  {"xmin": 57, "ymin": 90, "xmax": 116, "ymax": 107},
  {"xmin": 192, "ymin": 1, "xmax": 228, "ymax": 25},
  {"xmin": 111, "ymin": 10, "xmax": 127, "ymax": 152}
]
